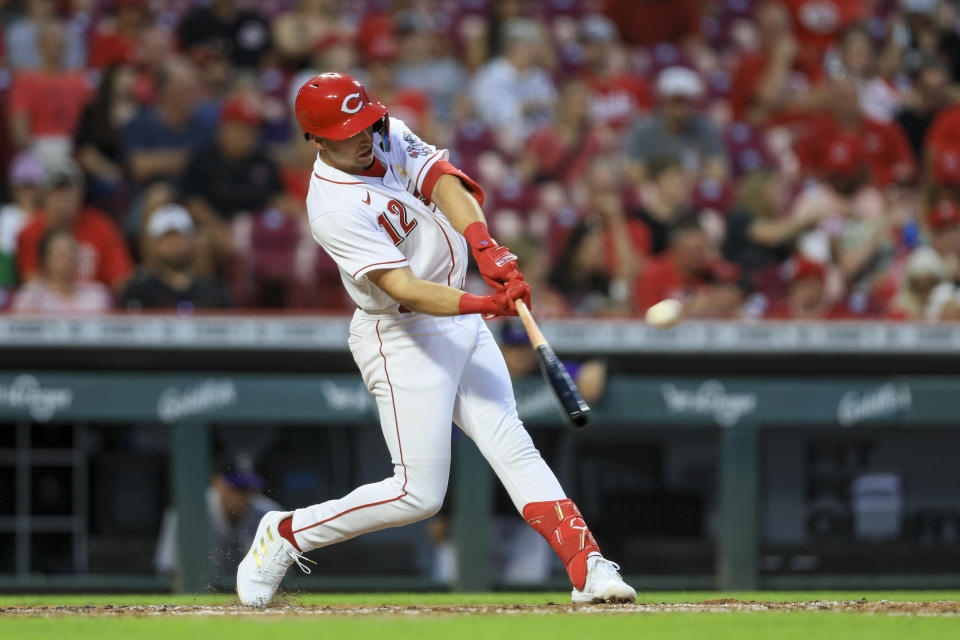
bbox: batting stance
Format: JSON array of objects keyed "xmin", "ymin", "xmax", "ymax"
[{"xmin": 237, "ymin": 73, "xmax": 637, "ymax": 606}]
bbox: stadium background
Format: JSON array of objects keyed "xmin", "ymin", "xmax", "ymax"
[{"xmin": 1, "ymin": 0, "xmax": 960, "ymax": 594}]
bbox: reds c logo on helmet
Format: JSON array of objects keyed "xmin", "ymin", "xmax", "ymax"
[{"xmin": 295, "ymin": 73, "xmax": 388, "ymax": 141}]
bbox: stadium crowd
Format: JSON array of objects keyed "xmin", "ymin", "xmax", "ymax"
[{"xmin": 1, "ymin": 0, "xmax": 960, "ymax": 321}]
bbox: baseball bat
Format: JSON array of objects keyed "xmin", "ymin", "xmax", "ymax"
[{"xmin": 514, "ymin": 299, "xmax": 591, "ymax": 429}]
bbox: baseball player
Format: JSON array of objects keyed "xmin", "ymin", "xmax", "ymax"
[{"xmin": 236, "ymin": 72, "xmax": 636, "ymax": 606}]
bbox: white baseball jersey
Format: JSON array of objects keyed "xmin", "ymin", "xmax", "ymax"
[{"xmin": 307, "ymin": 117, "xmax": 481, "ymax": 314}]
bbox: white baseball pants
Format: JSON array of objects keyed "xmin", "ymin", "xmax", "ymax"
[{"xmin": 290, "ymin": 311, "xmax": 566, "ymax": 551}]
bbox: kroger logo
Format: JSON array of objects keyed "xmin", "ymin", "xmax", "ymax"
[
  {"xmin": 661, "ymin": 380, "xmax": 758, "ymax": 427},
  {"xmin": 0, "ymin": 375, "xmax": 74, "ymax": 422}
]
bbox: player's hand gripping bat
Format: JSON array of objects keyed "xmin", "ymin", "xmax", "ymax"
[{"xmin": 514, "ymin": 299, "xmax": 591, "ymax": 429}]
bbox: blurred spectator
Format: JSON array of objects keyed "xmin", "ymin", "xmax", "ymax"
[
  {"xmin": 4, "ymin": 0, "xmax": 85, "ymax": 70},
  {"xmin": 626, "ymin": 67, "xmax": 727, "ymax": 182},
  {"xmin": 765, "ymin": 256, "xmax": 830, "ymax": 318},
  {"xmin": 155, "ymin": 452, "xmax": 282, "ymax": 585},
  {"xmin": 925, "ymin": 101, "xmax": 960, "ymax": 162},
  {"xmin": 364, "ymin": 51, "xmax": 436, "ymax": 141},
  {"xmin": 470, "ymin": 17, "xmax": 556, "ymax": 154},
  {"xmin": 634, "ymin": 217, "xmax": 718, "ymax": 315},
  {"xmin": 181, "ymin": 95, "xmax": 286, "ymax": 266},
  {"xmin": 824, "ymin": 25, "xmax": 901, "ymax": 122},
  {"xmin": 0, "ymin": 152, "xmax": 45, "ymax": 302},
  {"xmin": 178, "ymin": 0, "xmax": 271, "ymax": 69},
  {"xmin": 795, "ymin": 77, "xmax": 915, "ymax": 187},
  {"xmin": 723, "ymin": 169, "xmax": 828, "ymax": 281},
  {"xmin": 74, "ymin": 63, "xmax": 138, "ymax": 214},
  {"xmin": 16, "ymin": 157, "xmax": 133, "ymax": 291},
  {"xmin": 782, "ymin": 0, "xmax": 869, "ymax": 69},
  {"xmin": 631, "ymin": 155, "xmax": 694, "ymax": 255},
  {"xmin": 604, "ymin": 0, "xmax": 703, "ymax": 48},
  {"xmin": 87, "ymin": 0, "xmax": 150, "ymax": 69},
  {"xmin": 520, "ymin": 80, "xmax": 606, "ymax": 187},
  {"xmin": 730, "ymin": 0, "xmax": 822, "ymax": 126},
  {"xmin": 121, "ymin": 204, "xmax": 234, "ymax": 311},
  {"xmin": 271, "ymin": 0, "xmax": 344, "ymax": 68},
  {"xmin": 889, "ymin": 246, "xmax": 950, "ymax": 320},
  {"xmin": 393, "ymin": 12, "xmax": 467, "ymax": 124},
  {"xmin": 10, "ymin": 228, "xmax": 113, "ymax": 313},
  {"xmin": 926, "ymin": 198, "xmax": 960, "ymax": 283},
  {"xmin": 895, "ymin": 63, "xmax": 953, "ymax": 161},
  {"xmin": 577, "ymin": 14, "xmax": 652, "ymax": 131},
  {"xmin": 122, "ymin": 61, "xmax": 216, "ymax": 193},
  {"xmin": 7, "ymin": 20, "xmax": 93, "ymax": 160}
]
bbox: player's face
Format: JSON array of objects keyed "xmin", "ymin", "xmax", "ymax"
[{"xmin": 315, "ymin": 126, "xmax": 375, "ymax": 173}]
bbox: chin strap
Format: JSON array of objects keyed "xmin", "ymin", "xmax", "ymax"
[{"xmin": 374, "ymin": 115, "xmax": 391, "ymax": 152}]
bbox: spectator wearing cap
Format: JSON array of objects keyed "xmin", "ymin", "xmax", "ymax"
[
  {"xmin": 155, "ymin": 452, "xmax": 282, "ymax": 584},
  {"xmin": 895, "ymin": 63, "xmax": 954, "ymax": 162},
  {"xmin": 122, "ymin": 61, "xmax": 217, "ymax": 194},
  {"xmin": 120, "ymin": 204, "xmax": 234, "ymax": 311},
  {"xmin": 765, "ymin": 257, "xmax": 831, "ymax": 319},
  {"xmin": 364, "ymin": 41, "xmax": 436, "ymax": 140},
  {"xmin": 7, "ymin": 20, "xmax": 93, "ymax": 160},
  {"xmin": 795, "ymin": 77, "xmax": 915, "ymax": 187},
  {"xmin": 0, "ymin": 152, "xmax": 45, "ymax": 297},
  {"xmin": 889, "ymin": 246, "xmax": 951, "ymax": 320},
  {"xmin": 470, "ymin": 17, "xmax": 557, "ymax": 154},
  {"xmin": 74, "ymin": 63, "xmax": 139, "ymax": 215},
  {"xmin": 729, "ymin": 0, "xmax": 823, "ymax": 127},
  {"xmin": 16, "ymin": 157, "xmax": 133, "ymax": 291},
  {"xmin": 10, "ymin": 228, "xmax": 113, "ymax": 314},
  {"xmin": 926, "ymin": 198, "xmax": 960, "ymax": 283},
  {"xmin": 577, "ymin": 14, "xmax": 653, "ymax": 131},
  {"xmin": 177, "ymin": 0, "xmax": 271, "ymax": 69},
  {"xmin": 625, "ymin": 67, "xmax": 727, "ymax": 183},
  {"xmin": 181, "ymin": 95, "xmax": 286, "ymax": 268}
]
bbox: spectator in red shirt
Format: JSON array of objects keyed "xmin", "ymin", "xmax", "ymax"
[
  {"xmin": 926, "ymin": 103, "xmax": 960, "ymax": 160},
  {"xmin": 11, "ymin": 228, "xmax": 114, "ymax": 314},
  {"xmin": 926, "ymin": 198, "xmax": 960, "ymax": 283},
  {"xmin": 795, "ymin": 77, "xmax": 915, "ymax": 187},
  {"xmin": 577, "ymin": 14, "xmax": 653, "ymax": 131},
  {"xmin": 604, "ymin": 0, "xmax": 702, "ymax": 48},
  {"xmin": 16, "ymin": 158, "xmax": 133, "ymax": 291},
  {"xmin": 782, "ymin": 0, "xmax": 869, "ymax": 69},
  {"xmin": 765, "ymin": 257, "xmax": 831, "ymax": 319},
  {"xmin": 87, "ymin": 0, "xmax": 150, "ymax": 69},
  {"xmin": 730, "ymin": 0, "xmax": 823, "ymax": 126},
  {"xmin": 931, "ymin": 146, "xmax": 960, "ymax": 203},
  {"xmin": 634, "ymin": 217, "xmax": 716, "ymax": 314},
  {"xmin": 8, "ymin": 21, "xmax": 93, "ymax": 158}
]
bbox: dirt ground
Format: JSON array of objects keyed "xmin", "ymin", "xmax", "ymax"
[{"xmin": 2, "ymin": 599, "xmax": 959, "ymax": 617}]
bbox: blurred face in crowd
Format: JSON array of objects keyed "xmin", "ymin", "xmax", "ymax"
[
  {"xmin": 841, "ymin": 29, "xmax": 873, "ymax": 77},
  {"xmin": 41, "ymin": 233, "xmax": 79, "ymax": 286},
  {"xmin": 161, "ymin": 64, "xmax": 200, "ymax": 123},
  {"xmin": 916, "ymin": 66, "xmax": 950, "ymax": 112},
  {"xmin": 37, "ymin": 21, "xmax": 65, "ymax": 70},
  {"xmin": 44, "ymin": 183, "xmax": 83, "ymax": 228},
  {"xmin": 671, "ymin": 228, "xmax": 710, "ymax": 275},
  {"xmin": 154, "ymin": 231, "xmax": 195, "ymax": 272},
  {"xmin": 557, "ymin": 80, "xmax": 590, "ymax": 127},
  {"xmin": 711, "ymin": 283, "xmax": 745, "ymax": 318},
  {"xmin": 931, "ymin": 225, "xmax": 960, "ymax": 257},
  {"xmin": 656, "ymin": 165, "xmax": 692, "ymax": 209},
  {"xmin": 12, "ymin": 183, "xmax": 41, "ymax": 213},
  {"xmin": 830, "ymin": 78, "xmax": 861, "ymax": 125},
  {"xmin": 661, "ymin": 95, "xmax": 696, "ymax": 130},
  {"xmin": 571, "ymin": 223, "xmax": 606, "ymax": 273},
  {"xmin": 791, "ymin": 276, "xmax": 825, "ymax": 313},
  {"xmin": 755, "ymin": 1, "xmax": 791, "ymax": 46},
  {"xmin": 908, "ymin": 273, "xmax": 942, "ymax": 305},
  {"xmin": 28, "ymin": 0, "xmax": 55, "ymax": 20},
  {"xmin": 219, "ymin": 121, "xmax": 258, "ymax": 160},
  {"xmin": 313, "ymin": 126, "xmax": 376, "ymax": 174}
]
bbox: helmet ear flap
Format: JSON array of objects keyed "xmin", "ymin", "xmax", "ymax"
[{"xmin": 374, "ymin": 116, "xmax": 391, "ymax": 152}]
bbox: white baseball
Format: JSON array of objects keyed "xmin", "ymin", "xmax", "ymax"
[{"xmin": 645, "ymin": 298, "xmax": 683, "ymax": 329}]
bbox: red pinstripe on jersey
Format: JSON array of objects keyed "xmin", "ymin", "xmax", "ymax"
[
  {"xmin": 352, "ymin": 258, "xmax": 407, "ymax": 279},
  {"xmin": 314, "ymin": 173, "xmax": 364, "ymax": 185},
  {"xmin": 293, "ymin": 320, "xmax": 408, "ymax": 535}
]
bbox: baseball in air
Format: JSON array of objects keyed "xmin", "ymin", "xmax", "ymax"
[{"xmin": 645, "ymin": 298, "xmax": 683, "ymax": 329}]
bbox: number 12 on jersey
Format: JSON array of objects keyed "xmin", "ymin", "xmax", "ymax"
[{"xmin": 378, "ymin": 199, "xmax": 417, "ymax": 245}]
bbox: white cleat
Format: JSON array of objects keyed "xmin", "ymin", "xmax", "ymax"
[
  {"xmin": 571, "ymin": 556, "xmax": 638, "ymax": 604},
  {"xmin": 236, "ymin": 511, "xmax": 315, "ymax": 607}
]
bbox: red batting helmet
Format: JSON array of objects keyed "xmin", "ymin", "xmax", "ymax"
[{"xmin": 294, "ymin": 72, "xmax": 388, "ymax": 143}]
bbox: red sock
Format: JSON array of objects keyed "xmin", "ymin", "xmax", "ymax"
[
  {"xmin": 523, "ymin": 499, "xmax": 600, "ymax": 591},
  {"xmin": 277, "ymin": 516, "xmax": 301, "ymax": 552}
]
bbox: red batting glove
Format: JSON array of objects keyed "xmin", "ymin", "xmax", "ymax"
[
  {"xmin": 458, "ymin": 279, "xmax": 532, "ymax": 317},
  {"xmin": 463, "ymin": 221, "xmax": 520, "ymax": 290}
]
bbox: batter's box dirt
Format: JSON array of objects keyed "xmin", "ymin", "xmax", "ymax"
[{"xmin": 2, "ymin": 600, "xmax": 960, "ymax": 617}]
